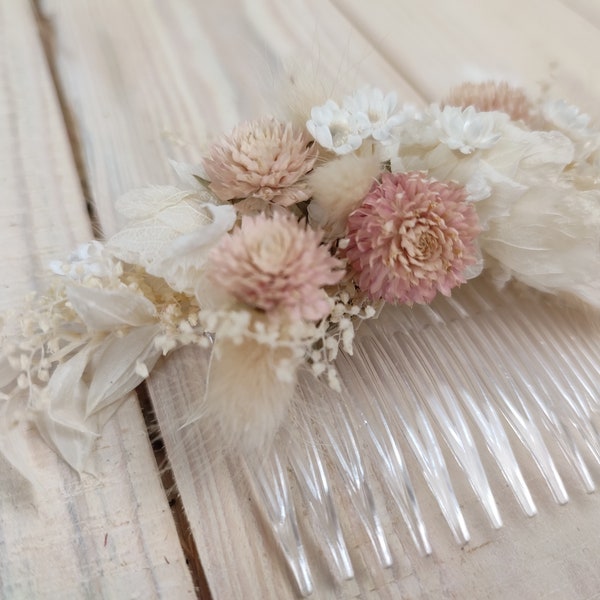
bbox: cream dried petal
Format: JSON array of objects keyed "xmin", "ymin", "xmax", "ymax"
[
  {"xmin": 67, "ymin": 285, "xmax": 157, "ymax": 330},
  {"xmin": 86, "ymin": 324, "xmax": 162, "ymax": 417},
  {"xmin": 108, "ymin": 190, "xmax": 236, "ymax": 294},
  {"xmin": 0, "ymin": 391, "xmax": 42, "ymax": 483}
]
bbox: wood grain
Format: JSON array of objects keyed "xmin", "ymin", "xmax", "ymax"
[
  {"xmin": 7, "ymin": 0, "xmax": 600, "ymax": 598},
  {"xmin": 334, "ymin": 0, "xmax": 600, "ymax": 117},
  {"xmin": 0, "ymin": 2, "xmax": 194, "ymax": 598}
]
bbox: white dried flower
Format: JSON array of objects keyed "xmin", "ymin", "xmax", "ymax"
[
  {"xmin": 306, "ymin": 99, "xmax": 363, "ymax": 155},
  {"xmin": 433, "ymin": 105, "xmax": 504, "ymax": 154},
  {"xmin": 342, "ymin": 86, "xmax": 403, "ymax": 143},
  {"xmin": 542, "ymin": 100, "xmax": 592, "ymax": 138},
  {"xmin": 306, "ymin": 86, "xmax": 403, "ymax": 155},
  {"xmin": 49, "ymin": 241, "xmax": 121, "ymax": 285}
]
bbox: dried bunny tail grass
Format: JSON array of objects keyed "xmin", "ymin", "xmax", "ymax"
[
  {"xmin": 308, "ymin": 152, "xmax": 382, "ymax": 239},
  {"xmin": 271, "ymin": 57, "xmax": 354, "ymax": 131},
  {"xmin": 444, "ymin": 81, "xmax": 533, "ymax": 123},
  {"xmin": 191, "ymin": 335, "xmax": 299, "ymax": 453}
]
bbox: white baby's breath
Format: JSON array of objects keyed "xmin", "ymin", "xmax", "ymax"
[{"xmin": 49, "ymin": 241, "xmax": 122, "ymax": 286}]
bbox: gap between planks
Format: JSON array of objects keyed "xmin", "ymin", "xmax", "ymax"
[
  {"xmin": 31, "ymin": 0, "xmax": 101, "ymax": 237},
  {"xmin": 30, "ymin": 2, "xmax": 209, "ymax": 597},
  {"xmin": 137, "ymin": 382, "xmax": 213, "ymax": 600}
]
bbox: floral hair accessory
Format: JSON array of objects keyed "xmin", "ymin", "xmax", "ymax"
[{"xmin": 1, "ymin": 80, "xmax": 599, "ymax": 478}]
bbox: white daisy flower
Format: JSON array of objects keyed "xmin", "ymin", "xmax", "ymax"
[
  {"xmin": 306, "ymin": 100, "xmax": 363, "ymax": 155},
  {"xmin": 542, "ymin": 99, "xmax": 592, "ymax": 138},
  {"xmin": 342, "ymin": 86, "xmax": 403, "ymax": 143},
  {"xmin": 433, "ymin": 105, "xmax": 503, "ymax": 154}
]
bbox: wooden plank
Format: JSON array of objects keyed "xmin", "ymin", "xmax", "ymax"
[
  {"xmin": 36, "ymin": 0, "xmax": 600, "ymax": 599},
  {"xmin": 0, "ymin": 2, "xmax": 195, "ymax": 598},
  {"xmin": 333, "ymin": 0, "xmax": 600, "ymax": 116},
  {"xmin": 37, "ymin": 1, "xmax": 425, "ymax": 598},
  {"xmin": 557, "ymin": 0, "xmax": 600, "ymax": 29}
]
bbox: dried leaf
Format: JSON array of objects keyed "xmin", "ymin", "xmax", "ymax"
[
  {"xmin": 67, "ymin": 285, "xmax": 157, "ymax": 330},
  {"xmin": 86, "ymin": 324, "xmax": 162, "ymax": 416},
  {"xmin": 108, "ymin": 189, "xmax": 236, "ymax": 294}
]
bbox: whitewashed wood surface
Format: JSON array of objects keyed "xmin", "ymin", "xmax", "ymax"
[{"xmin": 2, "ymin": 0, "xmax": 600, "ymax": 598}]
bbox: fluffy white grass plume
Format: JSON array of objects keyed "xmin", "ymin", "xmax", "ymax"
[
  {"xmin": 308, "ymin": 153, "xmax": 381, "ymax": 239},
  {"xmin": 273, "ymin": 59, "xmax": 349, "ymax": 131},
  {"xmin": 199, "ymin": 333, "xmax": 300, "ymax": 451},
  {"xmin": 482, "ymin": 184, "xmax": 600, "ymax": 308}
]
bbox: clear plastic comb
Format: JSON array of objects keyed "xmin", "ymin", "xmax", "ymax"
[{"xmin": 243, "ymin": 276, "xmax": 600, "ymax": 596}]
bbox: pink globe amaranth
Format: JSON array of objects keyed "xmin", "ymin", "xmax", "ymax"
[
  {"xmin": 345, "ymin": 171, "xmax": 481, "ymax": 305},
  {"xmin": 444, "ymin": 81, "xmax": 533, "ymax": 123},
  {"xmin": 207, "ymin": 213, "xmax": 344, "ymax": 321},
  {"xmin": 203, "ymin": 117, "xmax": 317, "ymax": 207}
]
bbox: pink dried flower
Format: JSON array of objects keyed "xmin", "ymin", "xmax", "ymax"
[
  {"xmin": 346, "ymin": 172, "xmax": 480, "ymax": 304},
  {"xmin": 444, "ymin": 81, "xmax": 532, "ymax": 123},
  {"xmin": 203, "ymin": 117, "xmax": 317, "ymax": 206},
  {"xmin": 207, "ymin": 213, "xmax": 344, "ymax": 321}
]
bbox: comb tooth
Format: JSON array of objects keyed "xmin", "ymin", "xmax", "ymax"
[
  {"xmin": 451, "ymin": 320, "xmax": 570, "ymax": 504},
  {"xmin": 284, "ymin": 413, "xmax": 354, "ymax": 582},
  {"xmin": 395, "ymin": 332, "xmax": 503, "ymax": 529},
  {"xmin": 299, "ymin": 377, "xmax": 394, "ymax": 569},
  {"xmin": 504, "ymin": 309, "xmax": 600, "ymax": 464},
  {"xmin": 336, "ymin": 349, "xmax": 433, "ymax": 555},
  {"xmin": 351, "ymin": 336, "xmax": 471, "ymax": 546},
  {"xmin": 421, "ymin": 326, "xmax": 537, "ymax": 516},
  {"xmin": 531, "ymin": 308, "xmax": 600, "ymax": 405},
  {"xmin": 245, "ymin": 450, "xmax": 314, "ymax": 597},
  {"xmin": 472, "ymin": 312, "xmax": 598, "ymax": 492}
]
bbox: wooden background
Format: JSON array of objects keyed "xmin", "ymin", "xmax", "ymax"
[{"xmin": 2, "ymin": 1, "xmax": 600, "ymax": 598}]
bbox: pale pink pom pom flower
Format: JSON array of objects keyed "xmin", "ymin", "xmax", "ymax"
[
  {"xmin": 346, "ymin": 171, "xmax": 481, "ymax": 304},
  {"xmin": 444, "ymin": 81, "xmax": 533, "ymax": 123},
  {"xmin": 203, "ymin": 117, "xmax": 317, "ymax": 206},
  {"xmin": 207, "ymin": 213, "xmax": 344, "ymax": 321}
]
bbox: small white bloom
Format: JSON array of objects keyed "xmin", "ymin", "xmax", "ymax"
[
  {"xmin": 342, "ymin": 86, "xmax": 403, "ymax": 143},
  {"xmin": 542, "ymin": 99, "xmax": 600, "ymax": 163},
  {"xmin": 434, "ymin": 105, "xmax": 503, "ymax": 154},
  {"xmin": 306, "ymin": 87, "xmax": 404, "ymax": 154},
  {"xmin": 49, "ymin": 241, "xmax": 121, "ymax": 285},
  {"xmin": 542, "ymin": 99, "xmax": 592, "ymax": 138},
  {"xmin": 306, "ymin": 100, "xmax": 362, "ymax": 155}
]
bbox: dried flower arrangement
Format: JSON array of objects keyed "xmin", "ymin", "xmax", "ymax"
[{"xmin": 1, "ymin": 79, "xmax": 599, "ymax": 479}]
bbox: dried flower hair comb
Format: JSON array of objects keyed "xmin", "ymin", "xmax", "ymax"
[{"xmin": 2, "ymin": 79, "xmax": 600, "ymax": 595}]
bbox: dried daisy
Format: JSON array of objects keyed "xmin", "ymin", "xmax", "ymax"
[
  {"xmin": 203, "ymin": 117, "xmax": 317, "ymax": 206},
  {"xmin": 345, "ymin": 172, "xmax": 481, "ymax": 304}
]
